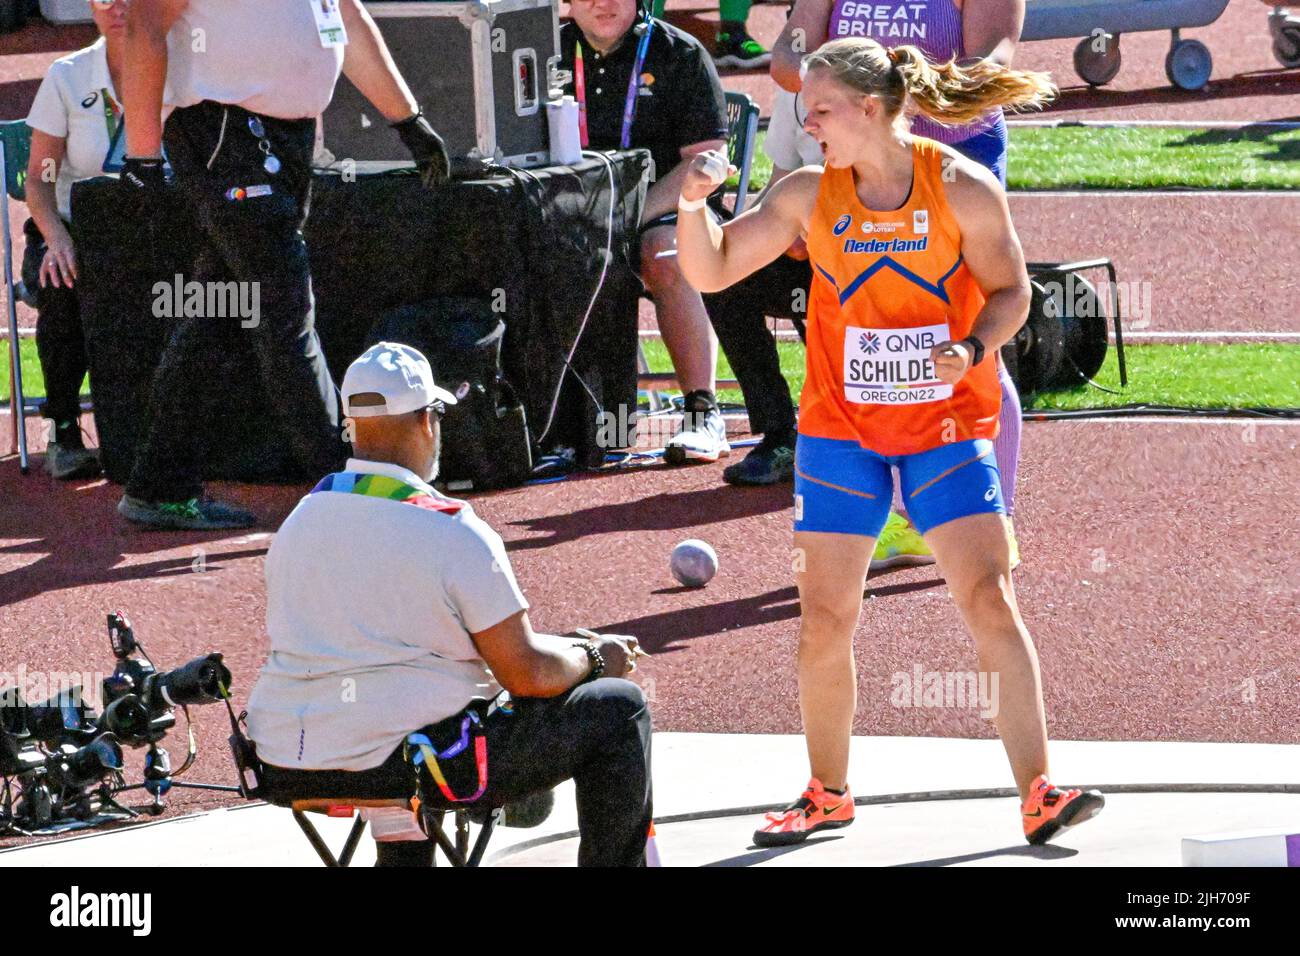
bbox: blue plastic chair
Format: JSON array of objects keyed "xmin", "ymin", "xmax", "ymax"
[{"xmin": 723, "ymin": 90, "xmax": 760, "ymax": 215}]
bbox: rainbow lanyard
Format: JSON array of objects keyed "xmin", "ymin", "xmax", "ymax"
[
  {"xmin": 407, "ymin": 714, "xmax": 488, "ymax": 804},
  {"xmin": 308, "ymin": 471, "xmax": 462, "ymax": 515},
  {"xmin": 101, "ymin": 88, "xmax": 122, "ymax": 141},
  {"xmin": 574, "ymin": 18, "xmax": 653, "ymax": 150}
]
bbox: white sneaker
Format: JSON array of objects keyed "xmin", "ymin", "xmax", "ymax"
[{"xmin": 664, "ymin": 392, "xmax": 730, "ymax": 465}]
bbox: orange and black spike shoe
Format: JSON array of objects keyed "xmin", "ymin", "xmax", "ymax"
[
  {"xmin": 1022, "ymin": 775, "xmax": 1105, "ymax": 845},
  {"xmin": 753, "ymin": 778, "xmax": 855, "ymax": 848}
]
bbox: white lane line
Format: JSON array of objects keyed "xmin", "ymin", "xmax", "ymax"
[
  {"xmin": 1023, "ymin": 416, "xmax": 1299, "ymax": 426},
  {"xmin": 639, "ymin": 330, "xmax": 1300, "ymax": 342},
  {"xmin": 1009, "ymin": 190, "xmax": 1299, "ymax": 197},
  {"xmin": 1113, "ymin": 331, "xmax": 1300, "ymax": 341},
  {"xmin": 1008, "ymin": 120, "xmax": 1300, "ymax": 129}
]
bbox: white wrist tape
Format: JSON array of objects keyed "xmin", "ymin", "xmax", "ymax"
[
  {"xmin": 701, "ymin": 150, "xmax": 729, "ymax": 185},
  {"xmin": 678, "ymin": 196, "xmax": 708, "ymax": 213}
]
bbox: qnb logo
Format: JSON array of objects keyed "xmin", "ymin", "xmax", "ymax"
[
  {"xmin": 859, "ymin": 331, "xmax": 881, "ymax": 354},
  {"xmin": 50, "ymin": 886, "xmax": 152, "ymax": 936},
  {"xmin": 832, "ymin": 214, "xmax": 852, "ymax": 236}
]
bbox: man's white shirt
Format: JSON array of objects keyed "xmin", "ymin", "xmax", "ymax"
[
  {"xmin": 164, "ymin": 0, "xmax": 345, "ymax": 119},
  {"xmin": 764, "ymin": 87, "xmax": 825, "ymax": 173},
  {"xmin": 246, "ymin": 458, "xmax": 529, "ymax": 771}
]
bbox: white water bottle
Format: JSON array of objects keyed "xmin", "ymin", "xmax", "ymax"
[{"xmin": 548, "ymin": 96, "xmax": 583, "ymax": 166}]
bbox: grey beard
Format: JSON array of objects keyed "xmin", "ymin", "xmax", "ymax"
[{"xmin": 427, "ymin": 432, "xmax": 441, "ymax": 483}]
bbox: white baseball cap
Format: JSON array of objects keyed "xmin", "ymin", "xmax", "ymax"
[{"xmin": 341, "ymin": 342, "xmax": 458, "ymax": 418}]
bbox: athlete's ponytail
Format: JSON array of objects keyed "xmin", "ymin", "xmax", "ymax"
[{"xmin": 803, "ymin": 38, "xmax": 1057, "ymax": 128}]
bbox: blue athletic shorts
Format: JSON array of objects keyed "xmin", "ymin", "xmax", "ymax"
[
  {"xmin": 793, "ymin": 434, "xmax": 1005, "ymax": 538},
  {"xmin": 952, "ymin": 113, "xmax": 1008, "ymax": 187}
]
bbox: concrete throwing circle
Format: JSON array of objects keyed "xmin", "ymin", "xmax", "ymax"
[{"xmin": 490, "ymin": 791, "xmax": 1300, "ymax": 867}]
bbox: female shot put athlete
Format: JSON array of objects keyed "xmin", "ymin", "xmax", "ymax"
[{"xmin": 676, "ymin": 37, "xmax": 1105, "ymax": 847}]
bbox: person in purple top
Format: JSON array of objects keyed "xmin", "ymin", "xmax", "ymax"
[{"xmin": 771, "ymin": 0, "xmax": 1028, "ymax": 568}]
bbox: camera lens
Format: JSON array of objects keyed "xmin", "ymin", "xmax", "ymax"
[
  {"xmin": 152, "ymin": 654, "xmax": 231, "ymax": 707},
  {"xmin": 23, "ymin": 688, "xmax": 90, "ymax": 746},
  {"xmin": 101, "ymin": 694, "xmax": 152, "ymax": 741},
  {"xmin": 48, "ymin": 734, "xmax": 123, "ymax": 790}
]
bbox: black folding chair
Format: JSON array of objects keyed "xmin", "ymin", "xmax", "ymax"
[{"xmin": 287, "ymin": 797, "xmax": 500, "ymax": 868}]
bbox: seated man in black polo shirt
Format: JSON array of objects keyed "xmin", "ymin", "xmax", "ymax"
[{"xmin": 561, "ymin": 0, "xmax": 731, "ymax": 464}]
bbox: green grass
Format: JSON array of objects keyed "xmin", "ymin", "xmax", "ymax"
[
  {"xmin": 641, "ymin": 338, "xmax": 1300, "ymax": 411},
  {"xmin": 1026, "ymin": 342, "xmax": 1300, "ymax": 411},
  {"xmin": 1007, "ymin": 125, "xmax": 1300, "ymax": 191},
  {"xmin": 730, "ymin": 124, "xmax": 1300, "ymax": 194},
  {"xmin": 0, "ymin": 337, "xmax": 89, "ymax": 405}
]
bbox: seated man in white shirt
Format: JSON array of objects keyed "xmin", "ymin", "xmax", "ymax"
[{"xmin": 246, "ymin": 342, "xmax": 652, "ymax": 867}]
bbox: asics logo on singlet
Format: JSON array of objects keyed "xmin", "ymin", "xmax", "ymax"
[
  {"xmin": 984, "ymin": 486, "xmax": 997, "ymax": 502},
  {"xmin": 833, "ymin": 214, "xmax": 852, "ymax": 236}
]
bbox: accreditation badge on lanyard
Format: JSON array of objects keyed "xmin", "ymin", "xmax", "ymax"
[
  {"xmin": 310, "ymin": 0, "xmax": 348, "ymax": 48},
  {"xmin": 101, "ymin": 88, "xmax": 126, "ymax": 172},
  {"xmin": 573, "ymin": 19, "xmax": 653, "ymax": 150}
]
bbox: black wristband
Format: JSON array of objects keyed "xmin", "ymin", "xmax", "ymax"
[
  {"xmin": 121, "ymin": 157, "xmax": 167, "ymax": 192},
  {"xmin": 574, "ymin": 640, "xmax": 605, "ymax": 684},
  {"xmin": 961, "ymin": 335, "xmax": 986, "ymax": 366}
]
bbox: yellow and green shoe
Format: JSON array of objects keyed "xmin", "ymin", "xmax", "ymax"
[{"xmin": 870, "ymin": 511, "xmax": 936, "ymax": 571}]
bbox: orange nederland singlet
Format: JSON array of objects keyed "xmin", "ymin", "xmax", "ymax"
[{"xmin": 800, "ymin": 137, "xmax": 1000, "ymax": 456}]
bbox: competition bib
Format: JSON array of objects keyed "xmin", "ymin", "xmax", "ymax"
[
  {"xmin": 843, "ymin": 322, "xmax": 952, "ymax": 405},
  {"xmin": 310, "ymin": 0, "xmax": 348, "ymax": 48}
]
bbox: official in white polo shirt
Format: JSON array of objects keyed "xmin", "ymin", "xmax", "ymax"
[
  {"xmin": 247, "ymin": 343, "xmax": 655, "ymax": 867},
  {"xmin": 22, "ymin": 0, "xmax": 136, "ymax": 480},
  {"xmin": 116, "ymin": 0, "xmax": 451, "ymax": 531}
]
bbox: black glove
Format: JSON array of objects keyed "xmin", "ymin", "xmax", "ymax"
[
  {"xmin": 392, "ymin": 110, "xmax": 450, "ymax": 187},
  {"xmin": 121, "ymin": 156, "xmax": 168, "ymax": 193}
]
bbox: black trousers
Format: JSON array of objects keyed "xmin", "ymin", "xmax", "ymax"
[
  {"xmin": 262, "ymin": 678, "xmax": 654, "ymax": 867},
  {"xmin": 21, "ymin": 218, "xmax": 86, "ymax": 426},
  {"xmin": 125, "ymin": 101, "xmax": 344, "ymax": 503},
  {"xmin": 703, "ymin": 252, "xmax": 810, "ymax": 441}
]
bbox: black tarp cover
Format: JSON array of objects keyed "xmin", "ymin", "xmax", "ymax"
[{"xmin": 72, "ymin": 150, "xmax": 649, "ymax": 483}]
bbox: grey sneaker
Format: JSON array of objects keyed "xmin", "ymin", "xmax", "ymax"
[
  {"xmin": 664, "ymin": 391, "xmax": 730, "ymax": 465},
  {"xmin": 117, "ymin": 494, "xmax": 257, "ymax": 531},
  {"xmin": 45, "ymin": 441, "xmax": 102, "ymax": 481}
]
